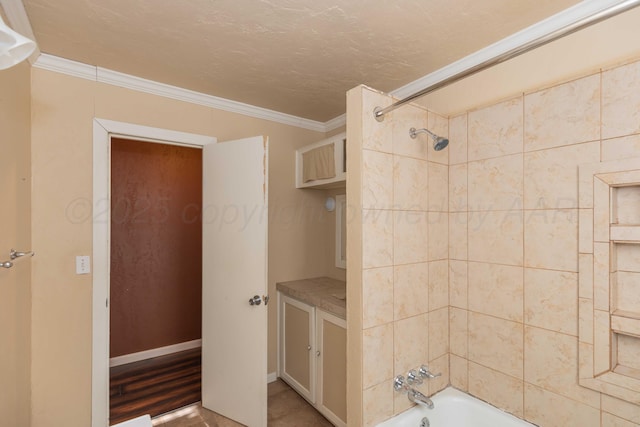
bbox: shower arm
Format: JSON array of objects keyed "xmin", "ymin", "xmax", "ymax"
[
  {"xmin": 374, "ymin": 0, "xmax": 640, "ymax": 121},
  {"xmin": 409, "ymin": 127, "xmax": 436, "ymax": 140}
]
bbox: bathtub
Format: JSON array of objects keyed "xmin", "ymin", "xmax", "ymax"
[{"xmin": 377, "ymin": 387, "xmax": 535, "ymax": 427}]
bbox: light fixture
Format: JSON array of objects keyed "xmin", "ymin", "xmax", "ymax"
[
  {"xmin": 0, "ymin": 15, "xmax": 36, "ymax": 70},
  {"xmin": 325, "ymin": 197, "xmax": 336, "ymax": 212}
]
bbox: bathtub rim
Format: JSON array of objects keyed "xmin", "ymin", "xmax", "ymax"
[{"xmin": 376, "ymin": 386, "xmax": 537, "ymax": 427}]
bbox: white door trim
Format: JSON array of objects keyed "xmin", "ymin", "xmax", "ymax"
[{"xmin": 92, "ymin": 118, "xmax": 216, "ymax": 427}]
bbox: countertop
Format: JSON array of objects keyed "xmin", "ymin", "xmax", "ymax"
[{"xmin": 276, "ymin": 277, "xmax": 346, "ymax": 320}]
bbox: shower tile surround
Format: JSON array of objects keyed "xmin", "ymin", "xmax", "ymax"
[
  {"xmin": 347, "ymin": 87, "xmax": 450, "ymax": 426},
  {"xmin": 347, "ymin": 58, "xmax": 640, "ymax": 427}
]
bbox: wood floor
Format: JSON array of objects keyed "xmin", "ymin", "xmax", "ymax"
[
  {"xmin": 109, "ymin": 348, "xmax": 201, "ymax": 425},
  {"xmin": 110, "ymin": 348, "xmax": 331, "ymax": 426}
]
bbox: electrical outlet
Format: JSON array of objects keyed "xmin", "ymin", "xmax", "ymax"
[{"xmin": 76, "ymin": 255, "xmax": 90, "ymax": 274}]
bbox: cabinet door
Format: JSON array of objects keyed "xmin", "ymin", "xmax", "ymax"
[
  {"xmin": 295, "ymin": 133, "xmax": 346, "ymax": 189},
  {"xmin": 316, "ymin": 310, "xmax": 347, "ymax": 427},
  {"xmin": 279, "ymin": 294, "xmax": 316, "ymax": 402}
]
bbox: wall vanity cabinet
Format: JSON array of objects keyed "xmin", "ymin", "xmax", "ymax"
[
  {"xmin": 315, "ymin": 309, "xmax": 347, "ymax": 425},
  {"xmin": 295, "ymin": 132, "xmax": 346, "ymax": 189},
  {"xmin": 277, "ymin": 278, "xmax": 346, "ymax": 427},
  {"xmin": 279, "ymin": 294, "xmax": 316, "ymax": 402}
]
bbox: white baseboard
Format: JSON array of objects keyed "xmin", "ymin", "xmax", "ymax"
[
  {"xmin": 111, "ymin": 343, "xmax": 279, "ymax": 384},
  {"xmin": 110, "ymin": 339, "xmax": 202, "ymax": 367}
]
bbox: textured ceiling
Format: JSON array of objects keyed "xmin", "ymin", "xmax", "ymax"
[{"xmin": 23, "ymin": 0, "xmax": 581, "ymax": 122}]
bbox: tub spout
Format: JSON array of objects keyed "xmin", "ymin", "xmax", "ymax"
[{"xmin": 408, "ymin": 388, "xmax": 434, "ymax": 409}]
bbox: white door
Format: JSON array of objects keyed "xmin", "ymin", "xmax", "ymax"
[{"xmin": 201, "ymin": 136, "xmax": 268, "ymax": 427}]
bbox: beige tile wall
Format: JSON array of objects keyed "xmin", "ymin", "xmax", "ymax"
[
  {"xmin": 348, "ymin": 86, "xmax": 450, "ymax": 426},
  {"xmin": 449, "ymin": 59, "xmax": 640, "ymax": 426},
  {"xmin": 351, "ymin": 58, "xmax": 640, "ymax": 427}
]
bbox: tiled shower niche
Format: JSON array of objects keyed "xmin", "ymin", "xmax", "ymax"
[
  {"xmin": 579, "ymin": 158, "xmax": 640, "ymax": 405},
  {"xmin": 611, "ymin": 187, "xmax": 640, "ymax": 381}
]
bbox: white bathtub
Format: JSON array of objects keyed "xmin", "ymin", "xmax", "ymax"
[{"xmin": 377, "ymin": 387, "xmax": 535, "ymax": 427}]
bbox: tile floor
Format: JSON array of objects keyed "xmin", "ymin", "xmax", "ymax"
[{"xmin": 150, "ymin": 379, "xmax": 333, "ymax": 427}]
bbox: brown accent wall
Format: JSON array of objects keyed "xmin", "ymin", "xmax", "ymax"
[{"xmin": 110, "ymin": 138, "xmax": 202, "ymax": 357}]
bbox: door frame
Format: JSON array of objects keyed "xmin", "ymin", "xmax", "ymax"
[{"xmin": 92, "ymin": 118, "xmax": 216, "ymax": 427}]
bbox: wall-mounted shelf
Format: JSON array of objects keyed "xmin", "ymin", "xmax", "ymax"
[
  {"xmin": 578, "ymin": 159, "xmax": 640, "ymax": 405},
  {"xmin": 295, "ymin": 133, "xmax": 346, "ymax": 189},
  {"xmin": 610, "ymin": 225, "xmax": 640, "ymax": 242},
  {"xmin": 611, "ymin": 313, "xmax": 640, "ymax": 338}
]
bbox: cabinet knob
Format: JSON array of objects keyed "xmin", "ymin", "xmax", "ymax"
[
  {"xmin": 316, "ymin": 351, "xmax": 321, "ymax": 357},
  {"xmin": 307, "ymin": 345, "xmax": 312, "ymax": 351}
]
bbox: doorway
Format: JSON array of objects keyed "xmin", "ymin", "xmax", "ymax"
[
  {"xmin": 108, "ymin": 138, "xmax": 203, "ymax": 424},
  {"xmin": 92, "ymin": 119, "xmax": 269, "ymax": 427}
]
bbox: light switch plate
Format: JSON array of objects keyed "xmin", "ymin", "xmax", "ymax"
[{"xmin": 76, "ymin": 255, "xmax": 90, "ymax": 274}]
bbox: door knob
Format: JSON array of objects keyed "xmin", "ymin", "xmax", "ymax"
[{"xmin": 249, "ymin": 295, "xmax": 262, "ymax": 306}]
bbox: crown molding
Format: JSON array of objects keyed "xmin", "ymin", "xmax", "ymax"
[
  {"xmin": 324, "ymin": 113, "xmax": 346, "ymax": 132},
  {"xmin": 390, "ymin": 0, "xmax": 633, "ymax": 100},
  {"xmin": 34, "ymin": 54, "xmax": 96, "ymax": 80},
  {"xmin": 97, "ymin": 67, "xmax": 327, "ymax": 132},
  {"xmin": 33, "ymin": 53, "xmax": 328, "ymax": 133}
]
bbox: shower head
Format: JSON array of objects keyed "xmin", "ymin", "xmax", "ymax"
[{"xmin": 409, "ymin": 127, "xmax": 449, "ymax": 151}]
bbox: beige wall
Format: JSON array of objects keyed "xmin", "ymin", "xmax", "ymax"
[
  {"xmin": 347, "ymin": 85, "xmax": 451, "ymax": 426},
  {"xmin": 0, "ymin": 61, "xmax": 32, "ymax": 427},
  {"xmin": 29, "ymin": 67, "xmax": 336, "ymax": 425},
  {"xmin": 446, "ymin": 58, "xmax": 640, "ymax": 427}
]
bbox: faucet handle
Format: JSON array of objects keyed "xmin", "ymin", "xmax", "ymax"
[
  {"xmin": 419, "ymin": 365, "xmax": 442, "ymax": 379},
  {"xmin": 407, "ymin": 369, "xmax": 423, "ymax": 385},
  {"xmin": 394, "ymin": 375, "xmax": 407, "ymax": 392}
]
